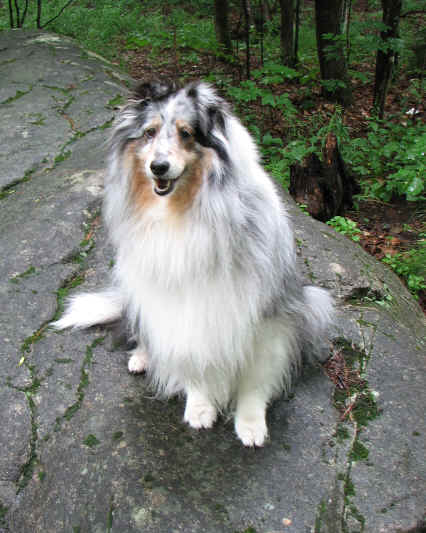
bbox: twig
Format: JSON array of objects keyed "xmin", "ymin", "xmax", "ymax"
[
  {"xmin": 40, "ymin": 0, "xmax": 75, "ymax": 29},
  {"xmin": 400, "ymin": 9, "xmax": 426, "ymax": 18},
  {"xmin": 20, "ymin": 0, "xmax": 29, "ymax": 27}
]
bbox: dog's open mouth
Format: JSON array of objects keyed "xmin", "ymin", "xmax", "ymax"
[{"xmin": 153, "ymin": 178, "xmax": 176, "ymax": 196}]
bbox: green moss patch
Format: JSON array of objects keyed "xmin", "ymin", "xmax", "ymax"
[
  {"xmin": 54, "ymin": 337, "xmax": 104, "ymax": 431},
  {"xmin": 83, "ymin": 434, "xmax": 100, "ymax": 448},
  {"xmin": 10, "ymin": 265, "xmax": 37, "ymax": 284}
]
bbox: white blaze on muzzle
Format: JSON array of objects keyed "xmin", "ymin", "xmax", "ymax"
[{"xmin": 145, "ymin": 126, "xmax": 187, "ymax": 196}]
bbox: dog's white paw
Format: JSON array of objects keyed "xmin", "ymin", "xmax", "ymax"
[
  {"xmin": 235, "ymin": 415, "xmax": 268, "ymax": 447},
  {"xmin": 128, "ymin": 348, "xmax": 149, "ymax": 374},
  {"xmin": 184, "ymin": 396, "xmax": 217, "ymax": 429}
]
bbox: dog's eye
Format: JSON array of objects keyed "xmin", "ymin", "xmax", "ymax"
[
  {"xmin": 180, "ymin": 129, "xmax": 192, "ymax": 140},
  {"xmin": 144, "ymin": 128, "xmax": 156, "ymax": 139}
]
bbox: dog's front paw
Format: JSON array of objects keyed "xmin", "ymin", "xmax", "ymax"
[
  {"xmin": 128, "ymin": 348, "xmax": 149, "ymax": 374},
  {"xmin": 235, "ymin": 415, "xmax": 268, "ymax": 447},
  {"xmin": 184, "ymin": 396, "xmax": 217, "ymax": 429}
]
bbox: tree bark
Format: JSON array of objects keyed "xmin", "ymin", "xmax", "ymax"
[
  {"xmin": 280, "ymin": 0, "xmax": 296, "ymax": 67},
  {"xmin": 373, "ymin": 0, "xmax": 402, "ymax": 118},
  {"xmin": 314, "ymin": 0, "xmax": 353, "ymax": 106},
  {"xmin": 214, "ymin": 0, "xmax": 233, "ymax": 55}
]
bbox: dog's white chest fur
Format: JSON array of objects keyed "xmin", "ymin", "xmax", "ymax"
[{"xmin": 115, "ymin": 217, "xmax": 261, "ymax": 395}]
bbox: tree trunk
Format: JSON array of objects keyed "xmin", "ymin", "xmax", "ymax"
[
  {"xmin": 314, "ymin": 0, "xmax": 353, "ymax": 106},
  {"xmin": 259, "ymin": 0, "xmax": 264, "ymax": 65},
  {"xmin": 36, "ymin": 0, "xmax": 42, "ymax": 29},
  {"xmin": 342, "ymin": 0, "xmax": 352, "ymax": 63},
  {"xmin": 373, "ymin": 0, "xmax": 402, "ymax": 118},
  {"xmin": 289, "ymin": 133, "xmax": 359, "ymax": 221},
  {"xmin": 241, "ymin": 0, "xmax": 251, "ymax": 79},
  {"xmin": 214, "ymin": 0, "xmax": 232, "ymax": 55},
  {"xmin": 8, "ymin": 0, "xmax": 15, "ymax": 28},
  {"xmin": 263, "ymin": 0, "xmax": 273, "ymax": 21},
  {"xmin": 294, "ymin": 0, "xmax": 301, "ymax": 65},
  {"xmin": 280, "ymin": 0, "xmax": 296, "ymax": 67},
  {"xmin": 13, "ymin": 0, "xmax": 20, "ymax": 27}
]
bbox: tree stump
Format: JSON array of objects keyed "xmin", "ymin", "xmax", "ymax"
[{"xmin": 289, "ymin": 132, "xmax": 359, "ymax": 221}]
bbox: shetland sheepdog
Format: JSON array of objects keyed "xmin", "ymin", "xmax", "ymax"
[{"xmin": 54, "ymin": 81, "xmax": 333, "ymax": 446}]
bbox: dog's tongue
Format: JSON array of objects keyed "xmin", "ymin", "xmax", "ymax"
[
  {"xmin": 153, "ymin": 178, "xmax": 174, "ymax": 196},
  {"xmin": 156, "ymin": 178, "xmax": 169, "ymax": 190}
]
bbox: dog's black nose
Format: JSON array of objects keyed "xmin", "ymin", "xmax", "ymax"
[{"xmin": 150, "ymin": 160, "xmax": 170, "ymax": 177}]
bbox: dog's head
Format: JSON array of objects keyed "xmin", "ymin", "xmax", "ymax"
[{"xmin": 111, "ymin": 81, "xmax": 230, "ymax": 212}]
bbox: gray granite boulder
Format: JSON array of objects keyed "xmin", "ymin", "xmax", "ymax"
[{"xmin": 1, "ymin": 30, "xmax": 424, "ymax": 533}]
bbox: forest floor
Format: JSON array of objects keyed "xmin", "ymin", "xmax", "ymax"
[{"xmin": 121, "ymin": 44, "xmax": 425, "ymax": 312}]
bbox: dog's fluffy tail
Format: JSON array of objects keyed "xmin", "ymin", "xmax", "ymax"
[
  {"xmin": 302, "ymin": 285, "xmax": 334, "ymax": 362},
  {"xmin": 52, "ymin": 289, "xmax": 124, "ymax": 330}
]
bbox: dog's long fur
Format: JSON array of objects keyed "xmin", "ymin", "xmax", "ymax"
[{"xmin": 54, "ymin": 81, "xmax": 333, "ymax": 446}]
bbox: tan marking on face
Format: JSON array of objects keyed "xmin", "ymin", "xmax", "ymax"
[{"xmin": 168, "ymin": 148, "xmax": 212, "ymax": 215}]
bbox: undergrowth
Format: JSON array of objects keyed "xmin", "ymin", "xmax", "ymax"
[
  {"xmin": 382, "ymin": 235, "xmax": 426, "ymax": 297},
  {"xmin": 345, "ymin": 114, "xmax": 425, "ymax": 203}
]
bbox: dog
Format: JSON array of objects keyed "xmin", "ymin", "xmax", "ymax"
[{"xmin": 53, "ymin": 81, "xmax": 333, "ymax": 447}]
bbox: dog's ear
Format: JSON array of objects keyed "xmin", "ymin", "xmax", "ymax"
[
  {"xmin": 112, "ymin": 81, "xmax": 176, "ymax": 152},
  {"xmin": 133, "ymin": 80, "xmax": 177, "ymax": 107},
  {"xmin": 187, "ymin": 83, "xmax": 226, "ymax": 135},
  {"xmin": 189, "ymin": 83, "xmax": 229, "ymax": 163}
]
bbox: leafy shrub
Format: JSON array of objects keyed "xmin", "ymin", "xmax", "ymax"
[
  {"xmin": 226, "ymin": 69, "xmax": 298, "ymax": 118},
  {"xmin": 344, "ymin": 119, "xmax": 426, "ymax": 202},
  {"xmin": 327, "ymin": 216, "xmax": 362, "ymax": 242},
  {"xmin": 382, "ymin": 236, "xmax": 426, "ymax": 297}
]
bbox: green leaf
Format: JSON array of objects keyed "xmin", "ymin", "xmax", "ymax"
[
  {"xmin": 407, "ymin": 176, "xmax": 424, "ymax": 197},
  {"xmin": 261, "ymin": 92, "xmax": 276, "ymax": 107},
  {"xmin": 382, "ymin": 141, "xmax": 399, "ymax": 158},
  {"xmin": 262, "ymin": 133, "xmax": 283, "ymax": 147}
]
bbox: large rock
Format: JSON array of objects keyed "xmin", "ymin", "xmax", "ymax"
[{"xmin": 1, "ymin": 30, "xmax": 424, "ymax": 533}]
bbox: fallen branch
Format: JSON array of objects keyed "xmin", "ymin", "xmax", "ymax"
[{"xmin": 39, "ymin": 0, "xmax": 75, "ymax": 29}]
